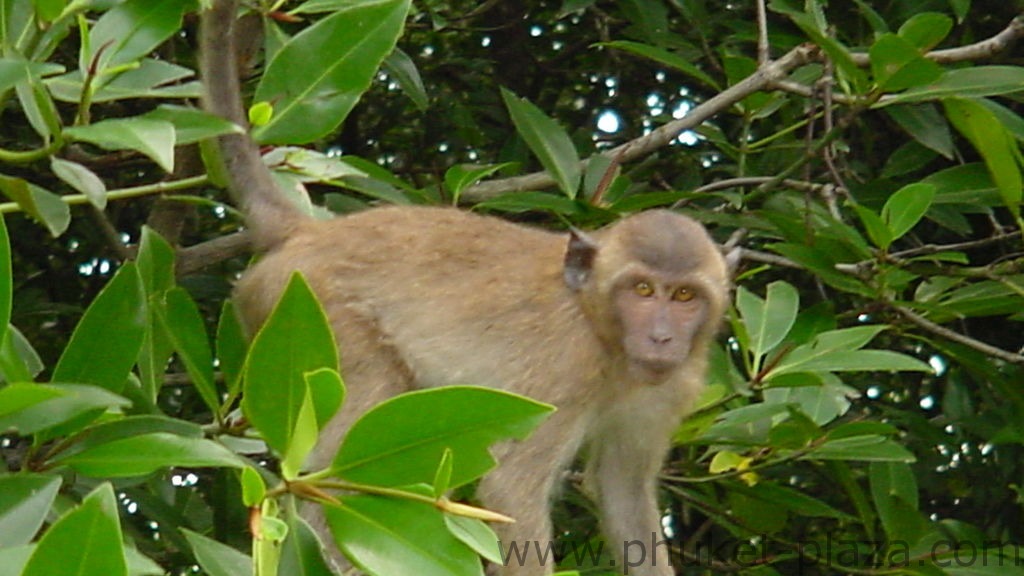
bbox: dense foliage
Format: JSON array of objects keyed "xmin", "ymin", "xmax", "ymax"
[{"xmin": 1, "ymin": 0, "xmax": 1023, "ymax": 575}]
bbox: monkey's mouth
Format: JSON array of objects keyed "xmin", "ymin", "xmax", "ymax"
[{"xmin": 631, "ymin": 356, "xmax": 683, "ymax": 379}]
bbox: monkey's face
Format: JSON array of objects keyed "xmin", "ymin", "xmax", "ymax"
[{"xmin": 612, "ymin": 274, "xmax": 709, "ymax": 379}]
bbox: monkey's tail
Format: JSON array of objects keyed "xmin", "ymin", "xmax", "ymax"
[{"xmin": 199, "ymin": 0, "xmax": 304, "ymax": 251}]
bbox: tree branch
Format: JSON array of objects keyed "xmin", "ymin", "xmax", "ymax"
[
  {"xmin": 460, "ymin": 44, "xmax": 819, "ymax": 202},
  {"xmin": 894, "ymin": 304, "xmax": 1024, "ymax": 364},
  {"xmin": 849, "ymin": 15, "xmax": 1024, "ymax": 66}
]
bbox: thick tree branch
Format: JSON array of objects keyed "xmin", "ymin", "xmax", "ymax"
[
  {"xmin": 461, "ymin": 16, "xmax": 1024, "ymax": 203},
  {"xmin": 460, "ymin": 44, "xmax": 819, "ymax": 202},
  {"xmin": 177, "ymin": 229, "xmax": 251, "ymax": 276}
]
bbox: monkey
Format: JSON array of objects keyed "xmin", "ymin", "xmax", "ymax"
[{"xmin": 199, "ymin": 2, "xmax": 729, "ymax": 575}]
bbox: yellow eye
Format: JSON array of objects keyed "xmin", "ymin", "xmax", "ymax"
[
  {"xmin": 633, "ymin": 281, "xmax": 654, "ymax": 297},
  {"xmin": 672, "ymin": 287, "xmax": 695, "ymax": 302}
]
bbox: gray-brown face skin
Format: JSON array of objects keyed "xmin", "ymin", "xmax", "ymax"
[
  {"xmin": 612, "ymin": 269, "xmax": 710, "ymax": 376},
  {"xmin": 566, "ymin": 209, "xmax": 728, "ymax": 385}
]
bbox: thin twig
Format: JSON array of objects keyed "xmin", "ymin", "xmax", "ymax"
[
  {"xmin": 755, "ymin": 0, "xmax": 769, "ymax": 67},
  {"xmin": 888, "ymin": 231, "xmax": 1021, "ymax": 260},
  {"xmin": 694, "ymin": 176, "xmax": 844, "ymax": 196},
  {"xmin": 894, "ymin": 305, "xmax": 1024, "ymax": 364},
  {"xmin": 849, "ymin": 15, "xmax": 1024, "ymax": 66}
]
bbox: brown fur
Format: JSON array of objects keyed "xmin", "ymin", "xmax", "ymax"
[
  {"xmin": 232, "ymin": 206, "xmax": 728, "ymax": 576},
  {"xmin": 200, "ymin": 3, "xmax": 729, "ymax": 574}
]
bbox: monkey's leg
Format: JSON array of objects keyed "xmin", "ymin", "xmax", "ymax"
[
  {"xmin": 478, "ymin": 409, "xmax": 589, "ymax": 576},
  {"xmin": 302, "ymin": 308, "xmax": 415, "ymax": 575},
  {"xmin": 586, "ymin": 392, "xmax": 678, "ymax": 576}
]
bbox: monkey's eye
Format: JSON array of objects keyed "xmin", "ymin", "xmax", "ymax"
[
  {"xmin": 672, "ymin": 287, "xmax": 695, "ymax": 302},
  {"xmin": 633, "ymin": 281, "xmax": 655, "ymax": 297}
]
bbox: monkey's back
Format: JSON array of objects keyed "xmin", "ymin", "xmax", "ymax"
[{"xmin": 234, "ymin": 205, "xmax": 607, "ymax": 404}]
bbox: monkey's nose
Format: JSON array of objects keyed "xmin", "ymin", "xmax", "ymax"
[{"xmin": 649, "ymin": 332, "xmax": 673, "ymax": 345}]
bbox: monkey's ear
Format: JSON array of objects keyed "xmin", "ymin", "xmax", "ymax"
[{"xmin": 564, "ymin": 228, "xmax": 600, "ymax": 291}]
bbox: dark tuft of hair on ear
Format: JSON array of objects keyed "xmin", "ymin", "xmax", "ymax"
[{"xmin": 564, "ymin": 228, "xmax": 600, "ymax": 291}]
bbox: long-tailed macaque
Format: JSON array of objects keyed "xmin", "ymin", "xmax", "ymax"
[{"xmin": 200, "ymin": 2, "xmax": 729, "ymax": 574}]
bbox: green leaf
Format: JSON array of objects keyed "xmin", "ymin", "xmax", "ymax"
[
  {"xmin": 323, "ymin": 496, "xmax": 485, "ymax": 576},
  {"xmin": 709, "ymin": 450, "xmax": 745, "ymax": 473},
  {"xmin": 444, "ymin": 163, "xmax": 516, "ymax": 204},
  {"xmin": 433, "ymin": 448, "xmax": 454, "ymax": 498},
  {"xmin": 217, "ymin": 300, "xmax": 248, "ymax": 401},
  {"xmin": 745, "ymin": 482, "xmax": 852, "ymax": 520},
  {"xmin": 882, "ymin": 66, "xmax": 1024, "ymax": 105},
  {"xmin": 141, "ymin": 104, "xmax": 242, "ymax": 144},
  {"xmin": 1, "ymin": 327, "xmax": 43, "ymax": 383},
  {"xmin": 501, "ymin": 88, "xmax": 582, "ymax": 198},
  {"xmin": 871, "ymin": 461, "xmax": 927, "ymax": 544},
  {"xmin": 445, "ymin": 515, "xmax": 503, "ymax": 565},
  {"xmin": 0, "ymin": 383, "xmax": 64, "ymax": 416},
  {"xmin": 853, "ymin": 204, "xmax": 893, "ymax": 250},
  {"xmin": 923, "ymin": 163, "xmax": 1002, "ymax": 206},
  {"xmin": 763, "ymin": 374, "xmax": 855, "ymax": 425},
  {"xmin": 0, "ymin": 475, "xmax": 62, "ymax": 547},
  {"xmin": 265, "ymin": 147, "xmax": 366, "ymax": 182},
  {"xmin": 885, "ymin": 104, "xmax": 954, "ymax": 159},
  {"xmin": 157, "ymin": 287, "xmax": 218, "ymax": 414},
  {"xmin": 22, "ymin": 484, "xmax": 126, "ymax": 576},
  {"xmin": 0, "ymin": 545, "xmax": 33, "ymax": 576},
  {"xmin": 898, "ymin": 12, "xmax": 953, "ymax": 51},
  {"xmin": 737, "ymin": 281, "xmax": 799, "ymax": 368},
  {"xmin": 136, "ymin": 227, "xmax": 175, "ymax": 296},
  {"xmin": 53, "ymin": 262, "xmax": 146, "ymax": 393},
  {"xmin": 16, "ymin": 76, "xmax": 60, "ymax": 139},
  {"xmin": 243, "ymin": 273, "xmax": 338, "ymax": 456},
  {"xmin": 384, "ymin": 47, "xmax": 428, "ymax": 111},
  {"xmin": 253, "ymin": 0, "xmax": 411, "ymax": 144},
  {"xmin": 280, "ymin": 515, "xmax": 334, "ymax": 576},
  {"xmin": 136, "ymin": 227, "xmax": 176, "ymax": 403},
  {"xmin": 183, "ymin": 529, "xmax": 253, "ymax": 576},
  {"xmin": 58, "ymin": 415, "xmax": 203, "ymax": 458},
  {"xmin": 770, "ymin": 325, "xmax": 884, "ymax": 374},
  {"xmin": 0, "ymin": 384, "xmax": 130, "ymax": 435},
  {"xmin": 828, "ymin": 421, "xmax": 901, "ymax": 440},
  {"xmin": 769, "ymin": 243, "xmax": 874, "ymax": 297},
  {"xmin": 598, "ymin": 40, "xmax": 720, "ymax": 89},
  {"xmin": 50, "ymin": 157, "xmax": 106, "ymax": 209},
  {"xmin": 65, "ymin": 118, "xmax": 176, "ymax": 172},
  {"xmin": 928, "ymin": 276, "xmax": 1024, "ymax": 321},
  {"xmin": 701, "ymin": 402, "xmax": 791, "ymax": 444},
  {"xmin": 240, "ymin": 467, "xmax": 266, "ymax": 508},
  {"xmin": 0, "ymin": 174, "xmax": 70, "ymax": 237},
  {"xmin": 282, "ymin": 384, "xmax": 319, "ymax": 480},
  {"xmin": 0, "ymin": 214, "xmax": 11, "ymax": 355},
  {"xmin": 474, "ymin": 191, "xmax": 583, "ymax": 215},
  {"xmin": 944, "ymin": 98, "xmax": 1022, "ymax": 218},
  {"xmin": 882, "ymin": 182, "xmax": 936, "ymax": 241},
  {"xmin": 775, "ymin": 349, "xmax": 932, "ymax": 375},
  {"xmin": 305, "ymin": 368, "xmax": 345, "ymax": 429},
  {"xmin": 0, "ymin": 59, "xmax": 64, "ymax": 94},
  {"xmin": 56, "ymin": 432, "xmax": 243, "ymax": 476},
  {"xmin": 125, "ymin": 548, "xmax": 164, "ymax": 576},
  {"xmin": 806, "ymin": 435, "xmax": 916, "ymax": 462},
  {"xmin": 333, "ymin": 386, "xmax": 553, "ymax": 488},
  {"xmin": 47, "ymin": 60, "xmax": 201, "ymax": 103},
  {"xmin": 84, "ymin": 0, "xmax": 192, "ymax": 75},
  {"xmin": 869, "ymin": 33, "xmax": 942, "ymax": 92},
  {"xmin": 780, "ymin": 9, "xmax": 867, "ymax": 91}
]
